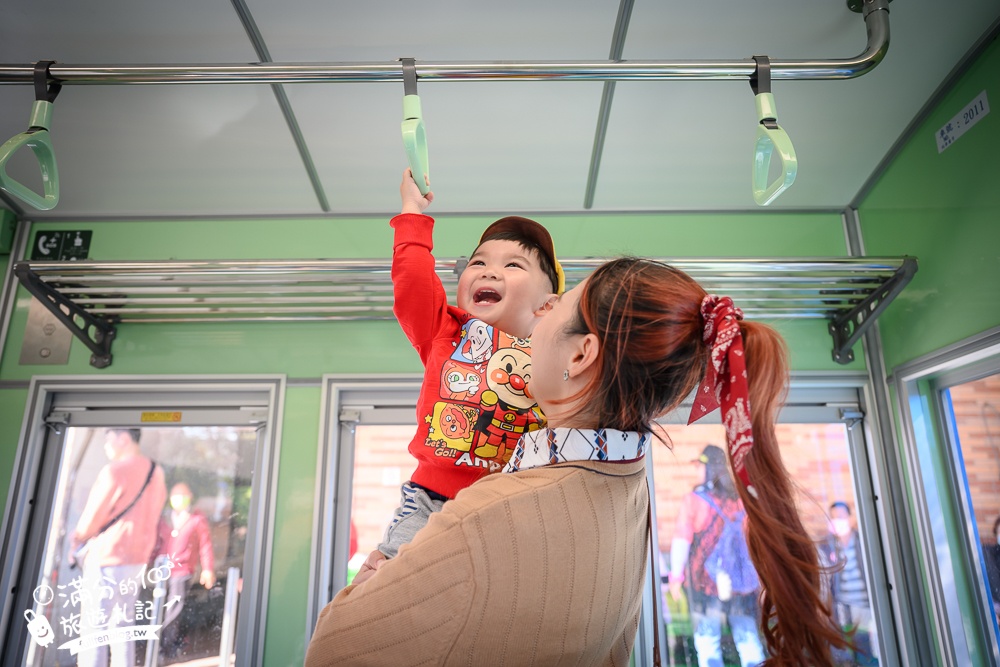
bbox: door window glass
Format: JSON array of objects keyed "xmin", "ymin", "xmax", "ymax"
[
  {"xmin": 22, "ymin": 426, "xmax": 257, "ymax": 667},
  {"xmin": 652, "ymin": 422, "xmax": 879, "ymax": 666},
  {"xmin": 944, "ymin": 372, "xmax": 1000, "ymax": 642},
  {"xmin": 346, "ymin": 425, "xmax": 417, "ymax": 584}
]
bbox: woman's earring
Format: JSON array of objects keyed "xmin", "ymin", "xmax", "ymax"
[{"xmin": 563, "ymin": 370, "xmax": 570, "ymax": 381}]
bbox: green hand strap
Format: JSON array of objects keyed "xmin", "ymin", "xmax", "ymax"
[
  {"xmin": 0, "ymin": 61, "xmax": 61, "ymax": 211},
  {"xmin": 750, "ymin": 56, "xmax": 796, "ymax": 206},
  {"xmin": 400, "ymin": 58, "xmax": 430, "ymax": 196}
]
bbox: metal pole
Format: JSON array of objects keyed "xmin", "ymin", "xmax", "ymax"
[
  {"xmin": 218, "ymin": 567, "xmax": 240, "ymax": 667},
  {"xmin": 0, "ymin": 2, "xmax": 889, "ymax": 85}
]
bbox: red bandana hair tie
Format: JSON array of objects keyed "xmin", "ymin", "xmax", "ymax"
[{"xmin": 687, "ymin": 295, "xmax": 758, "ymax": 498}]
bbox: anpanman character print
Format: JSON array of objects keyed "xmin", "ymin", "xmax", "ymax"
[{"xmin": 425, "ymin": 318, "xmax": 542, "ymax": 473}]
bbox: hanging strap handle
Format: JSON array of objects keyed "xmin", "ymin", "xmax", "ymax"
[
  {"xmin": 400, "ymin": 58, "xmax": 430, "ymax": 196},
  {"xmin": 0, "ymin": 60, "xmax": 61, "ymax": 210},
  {"xmin": 749, "ymin": 55, "xmax": 796, "ymax": 206}
]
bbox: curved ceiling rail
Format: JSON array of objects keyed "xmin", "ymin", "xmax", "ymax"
[
  {"xmin": 0, "ymin": 0, "xmax": 889, "ymax": 85},
  {"xmin": 13, "ymin": 254, "xmax": 916, "ymax": 368}
]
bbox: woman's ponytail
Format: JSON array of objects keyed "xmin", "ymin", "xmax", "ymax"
[{"xmin": 737, "ymin": 320, "xmax": 846, "ymax": 666}]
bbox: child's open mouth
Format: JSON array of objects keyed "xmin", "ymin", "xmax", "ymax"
[{"xmin": 473, "ymin": 288, "xmax": 502, "ymax": 305}]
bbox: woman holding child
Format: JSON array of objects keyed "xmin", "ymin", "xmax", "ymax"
[{"xmin": 305, "ymin": 182, "xmax": 844, "ymax": 666}]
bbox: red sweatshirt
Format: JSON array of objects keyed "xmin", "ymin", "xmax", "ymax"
[
  {"xmin": 158, "ymin": 510, "xmax": 215, "ymax": 578},
  {"xmin": 391, "ymin": 213, "xmax": 544, "ymax": 498}
]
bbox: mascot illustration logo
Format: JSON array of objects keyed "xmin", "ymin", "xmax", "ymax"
[
  {"xmin": 426, "ymin": 402, "xmax": 480, "ymax": 452},
  {"xmin": 453, "ymin": 319, "xmax": 494, "ymax": 364},
  {"xmin": 440, "ymin": 360, "xmax": 483, "ymax": 402},
  {"xmin": 473, "ymin": 346, "xmax": 542, "ymax": 460}
]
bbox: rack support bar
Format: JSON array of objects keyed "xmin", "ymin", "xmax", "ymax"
[
  {"xmin": 13, "ymin": 262, "xmax": 117, "ymax": 368},
  {"xmin": 828, "ymin": 256, "xmax": 917, "ymax": 364}
]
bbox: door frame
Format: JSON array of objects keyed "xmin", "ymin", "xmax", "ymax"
[
  {"xmin": 0, "ymin": 374, "xmax": 285, "ymax": 667},
  {"xmin": 891, "ymin": 326, "xmax": 1000, "ymax": 667}
]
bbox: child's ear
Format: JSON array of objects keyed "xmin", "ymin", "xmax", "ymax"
[{"xmin": 534, "ymin": 294, "xmax": 559, "ymax": 316}]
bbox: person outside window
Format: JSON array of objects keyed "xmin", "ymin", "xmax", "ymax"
[
  {"xmin": 819, "ymin": 501, "xmax": 879, "ymax": 665},
  {"xmin": 156, "ymin": 482, "xmax": 216, "ymax": 659},
  {"xmin": 669, "ymin": 444, "xmax": 765, "ymax": 667},
  {"xmin": 70, "ymin": 428, "xmax": 167, "ymax": 667}
]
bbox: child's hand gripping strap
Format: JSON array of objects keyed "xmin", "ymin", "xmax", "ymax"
[
  {"xmin": 749, "ymin": 55, "xmax": 796, "ymax": 206},
  {"xmin": 400, "ymin": 58, "xmax": 430, "ymax": 196},
  {"xmin": 0, "ymin": 61, "xmax": 62, "ymax": 210}
]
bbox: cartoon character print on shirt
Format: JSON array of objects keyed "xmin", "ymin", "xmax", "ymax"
[
  {"xmin": 472, "ymin": 342, "xmax": 543, "ymax": 461},
  {"xmin": 440, "ymin": 359, "xmax": 483, "ymax": 402},
  {"xmin": 425, "ymin": 402, "xmax": 479, "ymax": 452},
  {"xmin": 424, "ymin": 327, "xmax": 540, "ymax": 472},
  {"xmin": 453, "ymin": 319, "xmax": 494, "ymax": 364}
]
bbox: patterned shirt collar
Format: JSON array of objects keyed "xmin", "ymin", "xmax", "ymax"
[{"xmin": 503, "ymin": 427, "xmax": 648, "ymax": 473}]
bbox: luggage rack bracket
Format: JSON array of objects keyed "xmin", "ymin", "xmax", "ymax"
[{"xmin": 13, "ymin": 256, "xmax": 917, "ymax": 368}]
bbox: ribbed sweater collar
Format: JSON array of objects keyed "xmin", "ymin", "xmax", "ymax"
[{"xmin": 503, "ymin": 427, "xmax": 648, "ymax": 473}]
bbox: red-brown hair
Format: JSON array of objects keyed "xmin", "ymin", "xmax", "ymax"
[{"xmin": 564, "ymin": 257, "xmax": 845, "ymax": 666}]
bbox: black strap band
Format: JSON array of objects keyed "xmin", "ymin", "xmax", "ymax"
[
  {"xmin": 749, "ymin": 55, "xmax": 778, "ymax": 129},
  {"xmin": 401, "ymin": 57, "xmax": 417, "ymax": 96},
  {"xmin": 749, "ymin": 55, "xmax": 770, "ymax": 96},
  {"xmin": 34, "ymin": 61, "xmax": 61, "ymax": 103}
]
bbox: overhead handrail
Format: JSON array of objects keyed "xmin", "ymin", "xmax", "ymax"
[
  {"xmin": 400, "ymin": 58, "xmax": 430, "ymax": 196},
  {"xmin": 0, "ymin": 1, "xmax": 890, "ymax": 85},
  {"xmin": 749, "ymin": 55, "xmax": 797, "ymax": 206},
  {"xmin": 0, "ymin": 61, "xmax": 61, "ymax": 210}
]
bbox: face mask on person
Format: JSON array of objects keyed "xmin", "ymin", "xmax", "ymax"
[
  {"xmin": 170, "ymin": 495, "xmax": 191, "ymax": 512},
  {"xmin": 831, "ymin": 518, "xmax": 851, "ymax": 537}
]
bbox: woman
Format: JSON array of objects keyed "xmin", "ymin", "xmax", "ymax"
[{"xmin": 306, "ymin": 257, "xmax": 843, "ymax": 666}]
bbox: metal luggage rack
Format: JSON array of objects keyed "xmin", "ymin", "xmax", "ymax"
[{"xmin": 13, "ymin": 256, "xmax": 917, "ymax": 368}]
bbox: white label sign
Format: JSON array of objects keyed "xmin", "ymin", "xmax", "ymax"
[{"xmin": 936, "ymin": 90, "xmax": 990, "ymax": 153}]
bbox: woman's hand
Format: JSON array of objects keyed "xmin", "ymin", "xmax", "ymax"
[
  {"xmin": 352, "ymin": 549, "xmax": 387, "ymax": 585},
  {"xmin": 400, "ymin": 168, "xmax": 433, "ymax": 214}
]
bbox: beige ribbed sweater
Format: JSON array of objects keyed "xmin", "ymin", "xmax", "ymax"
[{"xmin": 305, "ymin": 458, "xmax": 649, "ymax": 667}]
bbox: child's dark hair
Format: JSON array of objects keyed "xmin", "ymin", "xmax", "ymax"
[
  {"xmin": 475, "ymin": 230, "xmax": 560, "ymax": 293},
  {"xmin": 563, "ymin": 256, "xmax": 846, "ymax": 666}
]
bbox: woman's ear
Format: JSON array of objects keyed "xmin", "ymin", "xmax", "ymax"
[{"xmin": 567, "ymin": 332, "xmax": 599, "ymax": 378}]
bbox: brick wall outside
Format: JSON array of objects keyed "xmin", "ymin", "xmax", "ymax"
[
  {"xmin": 349, "ymin": 420, "xmax": 858, "ymax": 561},
  {"xmin": 949, "ymin": 373, "xmax": 1000, "ymax": 543}
]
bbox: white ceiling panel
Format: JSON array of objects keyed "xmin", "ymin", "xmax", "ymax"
[
  {"xmin": 248, "ymin": 0, "xmax": 622, "ymax": 61},
  {"xmin": 0, "ymin": 0, "xmax": 258, "ymax": 62},
  {"xmin": 595, "ymin": 0, "xmax": 1000, "ymax": 210},
  {"xmin": 0, "ymin": 82, "xmax": 319, "ymax": 217},
  {"xmin": 0, "ymin": 0, "xmax": 997, "ymax": 219},
  {"xmin": 288, "ymin": 80, "xmax": 604, "ymax": 213},
  {"xmin": 256, "ymin": 0, "xmax": 618, "ymax": 212}
]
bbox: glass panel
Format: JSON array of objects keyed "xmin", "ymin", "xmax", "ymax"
[
  {"xmin": 347, "ymin": 425, "xmax": 417, "ymax": 584},
  {"xmin": 21, "ymin": 426, "xmax": 257, "ymax": 667},
  {"xmin": 945, "ymin": 372, "xmax": 1000, "ymax": 643},
  {"xmin": 652, "ymin": 422, "xmax": 880, "ymax": 666}
]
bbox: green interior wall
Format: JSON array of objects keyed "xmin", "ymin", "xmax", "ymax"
[
  {"xmin": 264, "ymin": 386, "xmax": 320, "ymax": 666},
  {"xmin": 859, "ymin": 34, "xmax": 1000, "ymax": 666},
  {"xmin": 0, "ymin": 211, "xmax": 854, "ymax": 378},
  {"xmin": 0, "ymin": 209, "xmax": 863, "ymax": 665},
  {"xmin": 860, "ymin": 36, "xmax": 1000, "ymax": 371}
]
